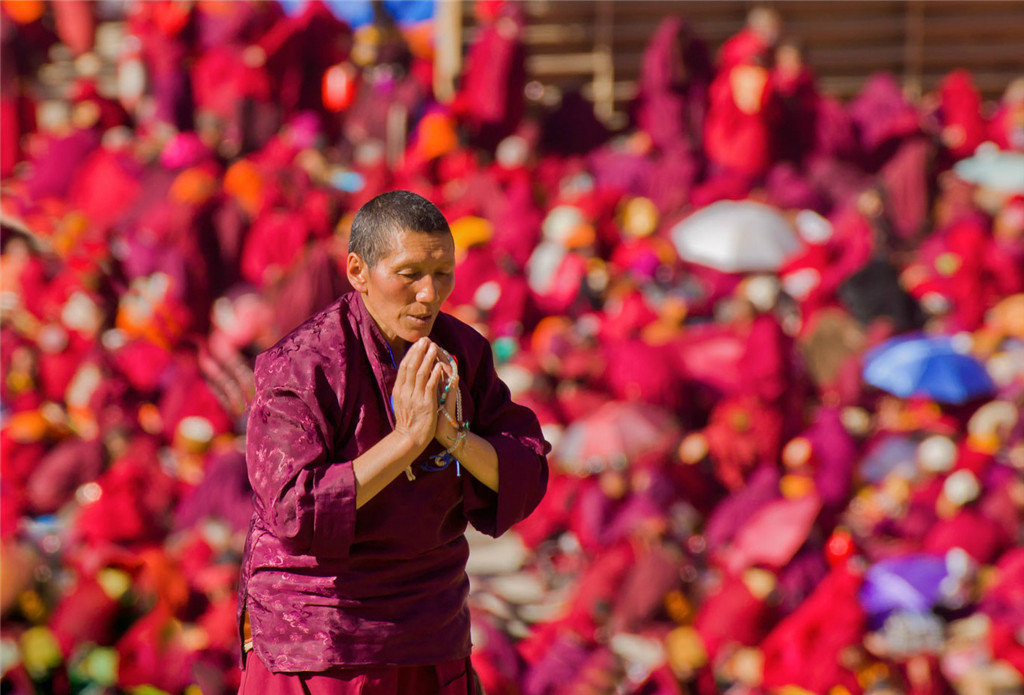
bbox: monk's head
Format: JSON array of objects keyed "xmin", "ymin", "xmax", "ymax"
[{"xmin": 347, "ymin": 190, "xmax": 456, "ymax": 351}]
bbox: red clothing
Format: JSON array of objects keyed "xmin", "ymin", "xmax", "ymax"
[
  {"xmin": 452, "ymin": 3, "xmax": 526, "ymax": 149},
  {"xmin": 240, "ymin": 291, "xmax": 549, "ymax": 672},
  {"xmin": 703, "ymin": 65, "xmax": 776, "ymax": 180},
  {"xmin": 937, "ymin": 70, "xmax": 988, "ymax": 161},
  {"xmin": 760, "ymin": 565, "xmax": 865, "ymax": 693},
  {"xmin": 693, "ymin": 572, "xmax": 774, "ymax": 658}
]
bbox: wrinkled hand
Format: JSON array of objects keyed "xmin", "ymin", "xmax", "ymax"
[{"xmin": 391, "ymin": 338, "xmax": 443, "ymax": 452}]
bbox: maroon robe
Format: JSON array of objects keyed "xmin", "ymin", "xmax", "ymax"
[{"xmin": 239, "ymin": 291, "xmax": 549, "ymax": 672}]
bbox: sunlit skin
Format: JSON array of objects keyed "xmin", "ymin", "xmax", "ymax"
[
  {"xmin": 345, "ymin": 228, "xmax": 498, "ymax": 507},
  {"xmin": 347, "ymin": 228, "xmax": 457, "ymax": 354}
]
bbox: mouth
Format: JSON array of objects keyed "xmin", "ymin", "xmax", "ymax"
[{"xmin": 406, "ymin": 312, "xmax": 435, "ymax": 326}]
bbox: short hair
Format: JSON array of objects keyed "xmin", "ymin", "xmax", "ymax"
[{"xmin": 349, "ymin": 190, "xmax": 451, "ymax": 268}]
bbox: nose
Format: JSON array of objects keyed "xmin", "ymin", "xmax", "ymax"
[{"xmin": 415, "ymin": 275, "xmax": 439, "ymax": 304}]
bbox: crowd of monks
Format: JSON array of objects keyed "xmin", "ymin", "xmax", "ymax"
[{"xmin": 2, "ymin": 1, "xmax": 1023, "ymax": 693}]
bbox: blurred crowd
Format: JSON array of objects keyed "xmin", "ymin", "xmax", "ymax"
[{"xmin": 1, "ymin": 1, "xmax": 1024, "ymax": 694}]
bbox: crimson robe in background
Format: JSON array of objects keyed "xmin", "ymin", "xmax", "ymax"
[
  {"xmin": 23, "ymin": 127, "xmax": 102, "ymax": 202},
  {"xmin": 803, "ymin": 406, "xmax": 859, "ymax": 527},
  {"xmin": 26, "ymin": 438, "xmax": 105, "ymax": 515},
  {"xmin": 913, "ymin": 213, "xmax": 1003, "ymax": 331},
  {"xmin": 255, "ymin": 0, "xmax": 350, "ymax": 120},
  {"xmin": 772, "ymin": 64, "xmax": 819, "ymax": 166},
  {"xmin": 847, "ymin": 72, "xmax": 921, "ymax": 170},
  {"xmin": 69, "ymin": 78, "xmax": 131, "ymax": 132},
  {"xmin": 190, "ymin": 45, "xmax": 273, "ymax": 125},
  {"xmin": 453, "ymin": 2, "xmax": 527, "ymax": 151},
  {"xmin": 981, "ymin": 549, "xmax": 1024, "ymax": 675},
  {"xmin": 739, "ymin": 313, "xmax": 803, "ymax": 462},
  {"xmin": 268, "ymin": 241, "xmax": 350, "ymax": 341},
  {"xmin": 717, "ymin": 28, "xmax": 770, "ymax": 73},
  {"xmin": 194, "ymin": 0, "xmax": 284, "ymax": 50},
  {"xmin": 988, "ymin": 94, "xmax": 1024, "ymax": 151},
  {"xmin": 760, "ymin": 565, "xmax": 865, "ymax": 694},
  {"xmin": 703, "ymin": 67, "xmax": 776, "ymax": 182},
  {"xmin": 66, "ymin": 145, "xmax": 144, "ymax": 235},
  {"xmin": 632, "ymin": 16, "xmax": 712, "ymax": 153},
  {"xmin": 239, "ymin": 209, "xmax": 313, "ymax": 289},
  {"xmin": 936, "ymin": 70, "xmax": 988, "ymax": 162},
  {"xmin": 693, "ymin": 571, "xmax": 776, "ymax": 659},
  {"xmin": 879, "ymin": 137, "xmax": 933, "ymax": 243},
  {"xmin": 128, "ymin": 0, "xmax": 195, "ymax": 130}
]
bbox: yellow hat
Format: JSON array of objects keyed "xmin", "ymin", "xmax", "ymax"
[
  {"xmin": 621, "ymin": 197, "xmax": 659, "ymax": 239},
  {"xmin": 1, "ymin": 0, "xmax": 44, "ymax": 23},
  {"xmin": 450, "ymin": 216, "xmax": 493, "ymax": 253},
  {"xmin": 665, "ymin": 626, "xmax": 708, "ymax": 673},
  {"xmin": 414, "ymin": 111, "xmax": 458, "ymax": 162},
  {"xmin": 224, "ymin": 160, "xmax": 263, "ymax": 216},
  {"xmin": 170, "ymin": 167, "xmax": 218, "ymax": 205},
  {"xmin": 780, "ymin": 473, "xmax": 816, "ymax": 498}
]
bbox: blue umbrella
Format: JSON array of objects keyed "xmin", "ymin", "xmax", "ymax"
[
  {"xmin": 279, "ymin": 1, "xmax": 435, "ymax": 27},
  {"xmin": 862, "ymin": 334, "xmax": 995, "ymax": 404},
  {"xmin": 858, "ymin": 555, "xmax": 948, "ymax": 628}
]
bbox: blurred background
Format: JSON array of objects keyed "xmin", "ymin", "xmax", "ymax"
[{"xmin": 2, "ymin": 1, "xmax": 1024, "ymax": 694}]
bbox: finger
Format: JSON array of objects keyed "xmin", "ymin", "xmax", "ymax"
[
  {"xmin": 393, "ymin": 361, "xmax": 412, "ymax": 404},
  {"xmin": 415, "ymin": 343, "xmax": 439, "ymax": 393},
  {"xmin": 395, "ymin": 338, "xmax": 427, "ymax": 387},
  {"xmin": 426, "ymin": 362, "xmax": 443, "ymax": 405},
  {"xmin": 416, "ymin": 358, "xmax": 439, "ymax": 403},
  {"xmin": 400, "ymin": 337, "xmax": 428, "ymax": 369},
  {"xmin": 394, "ymin": 342, "xmax": 413, "ymax": 386},
  {"xmin": 438, "ymin": 348, "xmax": 456, "ymax": 380}
]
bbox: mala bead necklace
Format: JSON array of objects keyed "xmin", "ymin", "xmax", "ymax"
[
  {"xmin": 404, "ymin": 346, "xmax": 469, "ymax": 481},
  {"xmin": 437, "ymin": 347, "xmax": 467, "ymax": 444}
]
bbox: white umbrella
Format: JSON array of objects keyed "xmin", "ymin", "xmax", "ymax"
[
  {"xmin": 670, "ymin": 200, "xmax": 802, "ymax": 273},
  {"xmin": 953, "ymin": 144, "xmax": 1024, "ymax": 194}
]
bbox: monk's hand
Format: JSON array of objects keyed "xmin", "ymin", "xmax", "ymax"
[{"xmin": 392, "ymin": 338, "xmax": 443, "ymax": 451}]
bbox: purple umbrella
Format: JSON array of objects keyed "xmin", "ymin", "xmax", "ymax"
[{"xmin": 858, "ymin": 554, "xmax": 948, "ymax": 628}]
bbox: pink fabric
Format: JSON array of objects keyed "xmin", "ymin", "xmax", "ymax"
[{"xmin": 238, "ymin": 652, "xmax": 478, "ymax": 695}]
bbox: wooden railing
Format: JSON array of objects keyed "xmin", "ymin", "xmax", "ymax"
[{"xmin": 443, "ymin": 0, "xmax": 1024, "ymax": 127}]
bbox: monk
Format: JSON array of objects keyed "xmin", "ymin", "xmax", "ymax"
[{"xmin": 237, "ymin": 190, "xmax": 550, "ymax": 694}]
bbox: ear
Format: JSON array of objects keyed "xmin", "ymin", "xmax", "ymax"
[{"xmin": 347, "ymin": 252, "xmax": 370, "ymax": 293}]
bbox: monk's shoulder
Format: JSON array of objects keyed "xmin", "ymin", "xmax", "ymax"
[{"xmin": 255, "ymin": 296, "xmax": 353, "ymax": 388}]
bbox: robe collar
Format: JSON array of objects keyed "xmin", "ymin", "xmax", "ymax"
[{"xmin": 346, "ymin": 291, "xmax": 448, "ymax": 429}]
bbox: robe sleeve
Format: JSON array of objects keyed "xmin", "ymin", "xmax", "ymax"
[
  {"xmin": 462, "ymin": 341, "xmax": 549, "ymax": 537},
  {"xmin": 246, "ymin": 352, "xmax": 357, "ymax": 559}
]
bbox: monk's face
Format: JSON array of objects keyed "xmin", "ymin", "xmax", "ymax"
[{"xmin": 348, "ymin": 228, "xmax": 456, "ymax": 351}]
